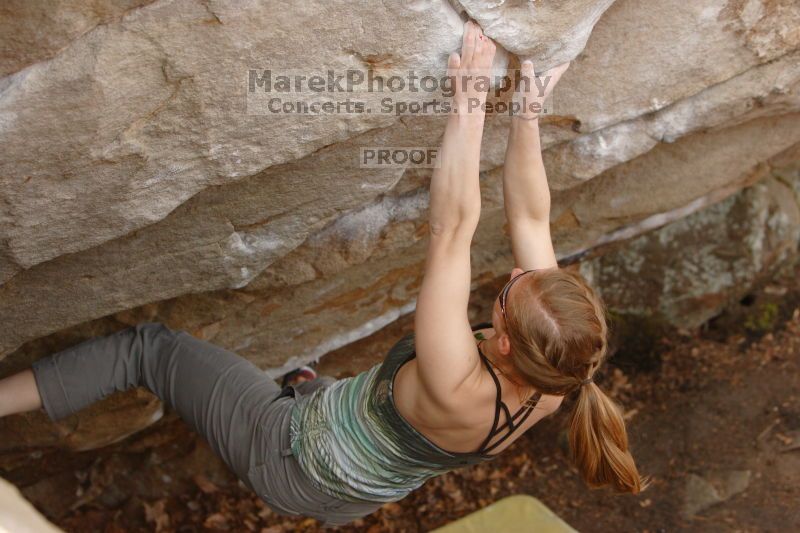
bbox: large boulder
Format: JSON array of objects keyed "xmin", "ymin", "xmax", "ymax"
[
  {"xmin": 452, "ymin": 0, "xmax": 616, "ymax": 71},
  {"xmin": 581, "ymin": 167, "xmax": 800, "ymax": 328},
  {"xmin": 0, "ymin": 0, "xmax": 799, "ymax": 449}
]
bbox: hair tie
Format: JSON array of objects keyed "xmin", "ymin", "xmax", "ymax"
[{"xmin": 580, "ymin": 377, "xmax": 593, "ymax": 387}]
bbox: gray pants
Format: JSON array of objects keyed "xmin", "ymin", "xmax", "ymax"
[{"xmin": 31, "ymin": 323, "xmax": 383, "ymax": 527}]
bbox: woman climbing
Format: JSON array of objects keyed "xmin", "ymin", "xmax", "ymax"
[{"xmin": 0, "ymin": 21, "xmax": 648, "ymax": 526}]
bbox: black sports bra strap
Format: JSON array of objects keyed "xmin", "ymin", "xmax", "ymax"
[
  {"xmin": 475, "ymin": 326, "xmax": 544, "ymax": 455},
  {"xmin": 499, "ymin": 402, "xmax": 514, "ymax": 431},
  {"xmin": 511, "ymin": 391, "xmax": 543, "ymax": 423},
  {"xmin": 482, "ymin": 392, "xmax": 543, "ymax": 454},
  {"xmin": 477, "ymin": 342, "xmax": 545, "ymax": 454},
  {"xmin": 476, "ymin": 353, "xmax": 504, "ymax": 453}
]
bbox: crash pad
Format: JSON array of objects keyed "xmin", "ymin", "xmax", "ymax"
[{"xmin": 432, "ymin": 494, "xmax": 578, "ymax": 533}]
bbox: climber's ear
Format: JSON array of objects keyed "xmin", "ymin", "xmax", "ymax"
[{"xmin": 497, "ymin": 331, "xmax": 512, "ymax": 357}]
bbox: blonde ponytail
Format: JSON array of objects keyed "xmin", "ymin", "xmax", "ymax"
[{"xmin": 569, "ymin": 382, "xmax": 650, "ymax": 493}]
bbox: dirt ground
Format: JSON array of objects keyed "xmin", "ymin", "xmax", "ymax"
[{"xmin": 9, "ymin": 264, "xmax": 800, "ymax": 532}]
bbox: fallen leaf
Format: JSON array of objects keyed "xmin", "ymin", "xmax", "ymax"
[
  {"xmin": 204, "ymin": 512, "xmax": 228, "ymax": 529},
  {"xmin": 143, "ymin": 499, "xmax": 170, "ymax": 533},
  {"xmin": 193, "ymin": 474, "xmax": 220, "ymax": 494}
]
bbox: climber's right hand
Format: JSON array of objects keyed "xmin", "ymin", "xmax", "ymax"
[{"xmin": 448, "ymin": 21, "xmax": 497, "ymax": 115}]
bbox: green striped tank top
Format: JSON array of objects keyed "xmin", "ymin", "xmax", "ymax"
[{"xmin": 288, "ymin": 326, "xmax": 494, "ymax": 503}]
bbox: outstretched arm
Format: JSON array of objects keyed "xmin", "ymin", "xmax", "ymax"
[
  {"xmin": 503, "ymin": 60, "xmax": 570, "ymax": 270},
  {"xmin": 414, "ymin": 22, "xmax": 496, "ymax": 402}
]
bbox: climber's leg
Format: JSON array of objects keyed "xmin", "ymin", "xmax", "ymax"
[
  {"xmin": 29, "ymin": 323, "xmax": 282, "ymax": 480},
  {"xmin": 0, "ymin": 369, "xmax": 41, "ymax": 418}
]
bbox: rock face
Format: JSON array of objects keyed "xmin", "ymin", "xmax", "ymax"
[
  {"xmin": 1, "ymin": 0, "xmax": 800, "ymax": 445},
  {"xmin": 452, "ymin": 0, "xmax": 616, "ymax": 71},
  {"xmin": 682, "ymin": 470, "xmax": 752, "ymax": 519},
  {"xmin": 581, "ymin": 169, "xmax": 800, "ymax": 328}
]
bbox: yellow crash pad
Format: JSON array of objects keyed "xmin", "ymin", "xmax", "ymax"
[{"xmin": 432, "ymin": 494, "xmax": 578, "ymax": 533}]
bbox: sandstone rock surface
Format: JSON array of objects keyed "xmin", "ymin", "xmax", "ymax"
[
  {"xmin": 452, "ymin": 0, "xmax": 616, "ymax": 72},
  {"xmin": 1, "ymin": 0, "xmax": 799, "ymax": 421},
  {"xmin": 582, "ymin": 169, "xmax": 800, "ymax": 328}
]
